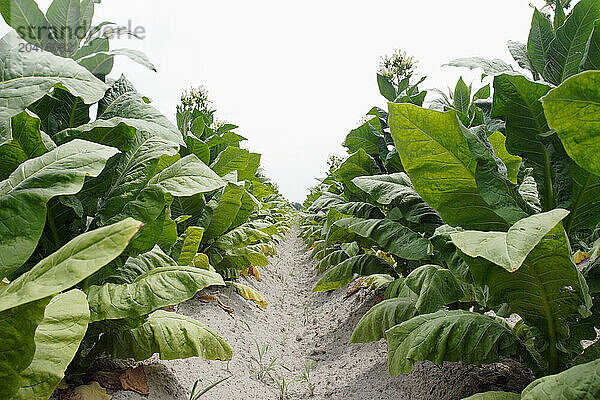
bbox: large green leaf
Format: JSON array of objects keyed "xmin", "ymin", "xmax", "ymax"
[
  {"xmin": 542, "ymin": 71, "xmax": 600, "ymax": 177},
  {"xmin": 343, "ymin": 119, "xmax": 382, "ymax": 156},
  {"xmin": 97, "ymin": 75, "xmax": 184, "ymax": 146},
  {"xmin": 177, "ymin": 226, "xmax": 205, "ymax": 266},
  {"xmin": 0, "ymin": 0, "xmax": 53, "ymax": 49},
  {"xmin": 0, "ymin": 139, "xmax": 119, "ymax": 277},
  {"xmin": 0, "ymin": 218, "xmax": 142, "ymax": 312},
  {"xmin": 203, "ymin": 182, "xmax": 244, "ymax": 241},
  {"xmin": 521, "ymin": 359, "xmax": 600, "ymax": 400},
  {"xmin": 453, "ymin": 211, "xmax": 592, "ymax": 372},
  {"xmin": 388, "ymin": 103, "xmax": 508, "ymax": 230},
  {"xmin": 385, "ymin": 310, "xmax": 522, "ymax": 376},
  {"xmin": 333, "ymin": 202, "xmax": 384, "ymax": 219},
  {"xmin": 445, "ymin": 57, "xmax": 514, "ymax": 76},
  {"xmin": 54, "ymin": 118, "xmax": 137, "ymax": 151},
  {"xmin": 238, "ymin": 152, "xmax": 261, "ymax": 181},
  {"xmin": 148, "ymin": 154, "xmax": 225, "ymax": 196},
  {"xmin": 316, "ymin": 250, "xmax": 349, "ymax": 273},
  {"xmin": 405, "ymin": 264, "xmax": 465, "ymax": 314},
  {"xmin": 352, "ymin": 173, "xmax": 443, "ymax": 233},
  {"xmin": 347, "ymin": 218, "xmax": 430, "ymax": 260},
  {"xmin": 313, "ymin": 254, "xmax": 395, "ymax": 292},
  {"xmin": 0, "ymin": 298, "xmax": 49, "ymax": 398},
  {"xmin": 544, "ymin": 0, "xmax": 600, "ymax": 85},
  {"xmin": 350, "ymin": 298, "xmax": 417, "ymax": 343},
  {"xmin": 333, "ymin": 149, "xmax": 374, "ymax": 195},
  {"xmin": 14, "ymin": 290, "xmax": 89, "ymax": 400},
  {"xmin": 0, "ymin": 32, "xmax": 107, "ymax": 145},
  {"xmin": 451, "ymin": 209, "xmax": 569, "ymax": 273},
  {"xmin": 87, "ymin": 267, "xmax": 224, "ymax": 322},
  {"xmin": 210, "ymin": 146, "xmax": 249, "ymax": 177},
  {"xmin": 528, "ymin": 8, "xmax": 555, "ymax": 76},
  {"xmin": 46, "ymin": 0, "xmax": 81, "ymax": 57},
  {"xmin": 103, "ymin": 310, "xmax": 233, "ymax": 361},
  {"xmin": 230, "ymin": 188, "xmax": 260, "ymax": 229},
  {"xmin": 0, "ymin": 110, "xmax": 51, "ymax": 180}
]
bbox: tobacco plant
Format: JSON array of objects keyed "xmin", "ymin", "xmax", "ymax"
[{"xmin": 301, "ymin": 1, "xmax": 600, "ymax": 398}]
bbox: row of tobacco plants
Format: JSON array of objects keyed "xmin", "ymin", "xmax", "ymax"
[
  {"xmin": 300, "ymin": 1, "xmax": 600, "ymax": 398},
  {"xmin": 0, "ymin": 0, "xmax": 294, "ymax": 399}
]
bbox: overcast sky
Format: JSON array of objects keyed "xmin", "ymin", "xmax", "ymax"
[{"xmin": 1, "ymin": 1, "xmax": 548, "ymax": 202}]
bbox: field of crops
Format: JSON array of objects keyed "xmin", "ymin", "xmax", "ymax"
[{"xmin": 1, "ymin": 0, "xmax": 600, "ymax": 399}]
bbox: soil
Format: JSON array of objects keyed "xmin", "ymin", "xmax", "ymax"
[{"xmin": 88, "ymin": 228, "xmax": 535, "ymax": 400}]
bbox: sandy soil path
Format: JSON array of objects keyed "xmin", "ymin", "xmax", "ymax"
[{"xmin": 110, "ymin": 228, "xmax": 531, "ymax": 400}]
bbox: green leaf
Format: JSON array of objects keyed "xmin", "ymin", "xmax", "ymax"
[
  {"xmin": 333, "ymin": 202, "xmax": 384, "ymax": 219},
  {"xmin": 542, "ymin": 71, "xmax": 600, "ymax": 177},
  {"xmin": 491, "ymin": 73, "xmax": 553, "ymax": 209},
  {"xmin": 508, "ymin": 40, "xmax": 535, "ymax": 73},
  {"xmin": 0, "ymin": 110, "xmax": 50, "ymax": 180},
  {"xmin": 177, "ymin": 226, "xmax": 205, "ymax": 266},
  {"xmin": 488, "ymin": 131, "xmax": 521, "ymax": 184},
  {"xmin": 0, "ymin": 218, "xmax": 142, "ymax": 312},
  {"xmin": 445, "ymin": 57, "xmax": 514, "ymax": 76},
  {"xmin": 0, "ymin": 0, "xmax": 53, "ymax": 49},
  {"xmin": 377, "ymin": 74, "xmax": 397, "ymax": 102},
  {"xmin": 521, "ymin": 359, "xmax": 600, "ymax": 400},
  {"xmin": 385, "ymin": 310, "xmax": 522, "ymax": 376},
  {"xmin": 46, "ymin": 0, "xmax": 81, "ymax": 57},
  {"xmin": 0, "ymin": 32, "xmax": 107, "ymax": 145},
  {"xmin": 528, "ymin": 8, "xmax": 555, "ymax": 76},
  {"xmin": 343, "ymin": 119, "xmax": 382, "ymax": 156},
  {"xmin": 0, "ymin": 140, "xmax": 119, "ymax": 278},
  {"xmin": 333, "ymin": 149, "xmax": 374, "ymax": 195},
  {"xmin": 452, "ymin": 210, "xmax": 569, "ymax": 273},
  {"xmin": 455, "ymin": 212, "xmax": 592, "ymax": 372},
  {"xmin": 97, "ymin": 75, "xmax": 184, "ymax": 146},
  {"xmin": 405, "ymin": 264, "xmax": 465, "ymax": 313},
  {"xmin": 14, "ymin": 290, "xmax": 90, "ymax": 400},
  {"xmin": 350, "ymin": 298, "xmax": 417, "ymax": 343},
  {"xmin": 347, "ymin": 218, "xmax": 430, "ymax": 260},
  {"xmin": 0, "ymin": 298, "xmax": 49, "ymax": 398},
  {"xmin": 149, "ymin": 154, "xmax": 226, "ymax": 197},
  {"xmin": 238, "ymin": 152, "xmax": 261, "ymax": 181},
  {"xmin": 352, "ymin": 173, "xmax": 443, "ymax": 233},
  {"xmin": 454, "ymin": 77, "xmax": 471, "ymax": 114},
  {"xmin": 462, "ymin": 393, "xmax": 521, "ymax": 400},
  {"xmin": 230, "ymin": 188, "xmax": 261, "ymax": 229},
  {"xmin": 104, "ymin": 310, "xmax": 232, "ymax": 361},
  {"xmin": 316, "ymin": 250, "xmax": 349, "ymax": 273},
  {"xmin": 544, "ymin": 0, "xmax": 600, "ymax": 85},
  {"xmin": 210, "ymin": 146, "xmax": 249, "ymax": 177},
  {"xmin": 203, "ymin": 182, "xmax": 244, "ymax": 241},
  {"xmin": 582, "ymin": 20, "xmax": 600, "ymax": 70},
  {"xmin": 388, "ymin": 103, "xmax": 509, "ymax": 231},
  {"xmin": 313, "ymin": 254, "xmax": 395, "ymax": 292},
  {"xmin": 54, "ymin": 118, "xmax": 137, "ymax": 151},
  {"xmin": 87, "ymin": 267, "xmax": 224, "ymax": 322}
]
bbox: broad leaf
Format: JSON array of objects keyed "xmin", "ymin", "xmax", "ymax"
[
  {"xmin": 386, "ymin": 310, "xmax": 522, "ymax": 376},
  {"xmin": 87, "ymin": 267, "xmax": 224, "ymax": 321},
  {"xmin": 14, "ymin": 290, "xmax": 89, "ymax": 400},
  {"xmin": 46, "ymin": 0, "xmax": 81, "ymax": 57},
  {"xmin": 388, "ymin": 103, "xmax": 508, "ymax": 230},
  {"xmin": 313, "ymin": 254, "xmax": 395, "ymax": 292},
  {"xmin": 103, "ymin": 310, "xmax": 233, "ymax": 361},
  {"xmin": 229, "ymin": 281, "xmax": 268, "ymax": 309},
  {"xmin": 0, "ymin": 218, "xmax": 142, "ymax": 312},
  {"xmin": 521, "ymin": 359, "xmax": 600, "ymax": 400},
  {"xmin": 0, "ymin": 32, "xmax": 107, "ymax": 145},
  {"xmin": 544, "ymin": 0, "xmax": 600, "ymax": 85},
  {"xmin": 350, "ymin": 298, "xmax": 417, "ymax": 343},
  {"xmin": 347, "ymin": 218, "xmax": 430, "ymax": 260},
  {"xmin": 210, "ymin": 146, "xmax": 249, "ymax": 176},
  {"xmin": 203, "ymin": 182, "xmax": 244, "ymax": 241},
  {"xmin": 405, "ymin": 264, "xmax": 465, "ymax": 313},
  {"xmin": 177, "ymin": 226, "xmax": 205, "ymax": 266},
  {"xmin": 54, "ymin": 118, "xmax": 137, "ymax": 151},
  {"xmin": 0, "ymin": 139, "xmax": 119, "ymax": 277},
  {"xmin": 542, "ymin": 71, "xmax": 600, "ymax": 177},
  {"xmin": 445, "ymin": 57, "xmax": 514, "ymax": 76},
  {"xmin": 462, "ymin": 393, "xmax": 521, "ymax": 400},
  {"xmin": 528, "ymin": 8, "xmax": 555, "ymax": 76},
  {"xmin": 333, "ymin": 149, "xmax": 374, "ymax": 195}
]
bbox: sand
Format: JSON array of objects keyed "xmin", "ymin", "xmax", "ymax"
[{"xmin": 102, "ymin": 228, "xmax": 534, "ymax": 400}]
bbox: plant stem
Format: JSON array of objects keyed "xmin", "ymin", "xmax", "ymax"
[{"xmin": 47, "ymin": 206, "xmax": 61, "ymax": 249}]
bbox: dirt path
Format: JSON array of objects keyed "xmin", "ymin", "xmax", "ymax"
[{"xmin": 111, "ymin": 228, "xmax": 531, "ymax": 400}]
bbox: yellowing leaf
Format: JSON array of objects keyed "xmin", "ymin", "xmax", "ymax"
[
  {"xmin": 573, "ymin": 250, "xmax": 591, "ymax": 264},
  {"xmin": 69, "ymin": 382, "xmax": 111, "ymax": 400},
  {"xmin": 229, "ymin": 282, "xmax": 267, "ymax": 309}
]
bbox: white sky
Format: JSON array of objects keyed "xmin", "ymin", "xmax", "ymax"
[{"xmin": 1, "ymin": 1, "xmax": 550, "ymax": 202}]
